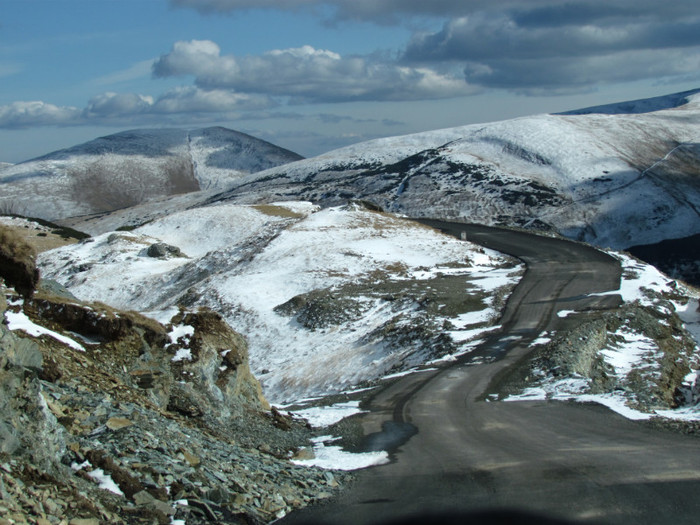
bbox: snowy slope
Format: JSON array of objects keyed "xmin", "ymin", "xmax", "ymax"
[
  {"xmin": 559, "ymin": 88, "xmax": 700, "ymax": 115},
  {"xmin": 39, "ymin": 202, "xmax": 521, "ymax": 403},
  {"xmin": 210, "ymin": 90, "xmax": 700, "ymax": 250},
  {"xmin": 0, "ymin": 127, "xmax": 302, "ymax": 220}
]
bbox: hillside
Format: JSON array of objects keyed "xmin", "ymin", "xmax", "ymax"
[
  {"xmin": 0, "ymin": 127, "xmax": 302, "ymax": 220},
  {"xmin": 39, "ymin": 202, "xmax": 522, "ymax": 403},
  {"xmin": 206, "ymin": 90, "xmax": 700, "ymax": 257}
]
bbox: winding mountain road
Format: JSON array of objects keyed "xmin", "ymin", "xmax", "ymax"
[{"xmin": 281, "ymin": 223, "xmax": 700, "ymax": 524}]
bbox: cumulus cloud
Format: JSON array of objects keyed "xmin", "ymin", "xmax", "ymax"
[
  {"xmin": 0, "ymin": 101, "xmax": 82, "ymax": 128},
  {"xmin": 153, "ymin": 40, "xmax": 477, "ymax": 102},
  {"xmin": 404, "ymin": 8, "xmax": 700, "ymax": 93},
  {"xmin": 0, "ymin": 86, "xmax": 275, "ymax": 129},
  {"xmin": 84, "ymin": 92, "xmax": 155, "ymax": 118},
  {"xmin": 151, "ymin": 86, "xmax": 273, "ymax": 113},
  {"xmin": 171, "ymin": 1, "xmax": 700, "ymax": 94}
]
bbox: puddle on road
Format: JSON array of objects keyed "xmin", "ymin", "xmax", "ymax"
[{"xmin": 356, "ymin": 421, "xmax": 418, "ymax": 454}]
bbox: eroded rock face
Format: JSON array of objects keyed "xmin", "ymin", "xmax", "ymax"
[
  {"xmin": 505, "ymin": 303, "xmax": 698, "ymax": 412},
  {"xmin": 24, "ymin": 296, "xmax": 270, "ymax": 424}
]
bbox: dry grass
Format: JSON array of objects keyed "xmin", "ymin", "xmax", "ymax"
[
  {"xmin": 252, "ymin": 204, "xmax": 306, "ymax": 219},
  {"xmin": 0, "ymin": 219, "xmax": 80, "ymax": 253},
  {"xmin": 0, "ymin": 225, "xmax": 36, "ymax": 260},
  {"xmin": 0, "ymin": 224, "xmax": 39, "ymax": 296}
]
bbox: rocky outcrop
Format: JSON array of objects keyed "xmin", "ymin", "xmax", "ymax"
[
  {"xmin": 508, "ymin": 302, "xmax": 698, "ymax": 412},
  {"xmin": 0, "ymin": 294, "xmax": 66, "ymax": 473},
  {"xmin": 146, "ymin": 242, "xmax": 184, "ymax": 258},
  {"xmin": 0, "ymin": 285, "xmax": 349, "ymax": 524},
  {"xmin": 532, "ymin": 318, "xmax": 614, "ymax": 394}
]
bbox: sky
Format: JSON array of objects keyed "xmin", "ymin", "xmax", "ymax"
[{"xmin": 1, "ymin": 0, "xmax": 700, "ymax": 163}]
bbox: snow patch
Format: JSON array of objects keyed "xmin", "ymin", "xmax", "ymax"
[
  {"xmin": 291, "ymin": 435, "xmax": 389, "ymax": 471},
  {"xmin": 291, "ymin": 401, "xmax": 365, "ymax": 428},
  {"xmin": 5, "ymin": 309, "xmax": 85, "ymax": 352}
]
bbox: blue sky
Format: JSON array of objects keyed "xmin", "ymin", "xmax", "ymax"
[{"xmin": 2, "ymin": 0, "xmax": 700, "ymax": 163}]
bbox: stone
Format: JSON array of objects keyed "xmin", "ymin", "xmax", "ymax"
[
  {"xmin": 106, "ymin": 417, "xmax": 133, "ymax": 431},
  {"xmin": 147, "ymin": 243, "xmax": 183, "ymax": 258},
  {"xmin": 133, "ymin": 490, "xmax": 155, "ymax": 506},
  {"xmin": 181, "ymin": 450, "xmax": 200, "ymax": 468},
  {"xmin": 0, "ymin": 421, "xmax": 21, "ymax": 455},
  {"xmin": 292, "ymin": 447, "xmax": 315, "ymax": 461},
  {"xmin": 1, "ymin": 333, "xmax": 43, "ymax": 372}
]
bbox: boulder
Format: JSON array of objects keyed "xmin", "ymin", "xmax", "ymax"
[{"xmin": 147, "ymin": 242, "xmax": 183, "ymax": 258}]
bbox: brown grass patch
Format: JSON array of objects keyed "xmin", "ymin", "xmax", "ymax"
[{"xmin": 252, "ymin": 204, "xmax": 306, "ymax": 219}]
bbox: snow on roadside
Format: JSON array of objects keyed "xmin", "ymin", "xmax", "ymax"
[
  {"xmin": 276, "ymin": 400, "xmax": 391, "ymax": 471},
  {"xmin": 675, "ymin": 298, "xmax": 700, "ymax": 350},
  {"xmin": 291, "ymin": 400, "xmax": 366, "ymax": 428},
  {"xmin": 291, "ymin": 435, "xmax": 389, "ymax": 471}
]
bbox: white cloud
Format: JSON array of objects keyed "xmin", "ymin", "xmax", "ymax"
[
  {"xmin": 0, "ymin": 101, "xmax": 82, "ymax": 128},
  {"xmin": 151, "ymin": 40, "xmax": 231, "ymax": 79},
  {"xmin": 84, "ymin": 92, "xmax": 155, "ymax": 118},
  {"xmin": 152, "ymin": 86, "xmax": 274, "ymax": 113},
  {"xmin": 0, "ymin": 85, "xmax": 275, "ymax": 129},
  {"xmin": 171, "ymin": 1, "xmax": 700, "ymax": 94},
  {"xmin": 153, "ymin": 40, "xmax": 477, "ymax": 102}
]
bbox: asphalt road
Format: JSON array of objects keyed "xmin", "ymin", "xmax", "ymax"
[{"xmin": 280, "ymin": 222, "xmax": 700, "ymax": 525}]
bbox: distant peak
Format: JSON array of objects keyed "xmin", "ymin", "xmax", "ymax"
[{"xmin": 558, "ymin": 88, "xmax": 700, "ymax": 116}]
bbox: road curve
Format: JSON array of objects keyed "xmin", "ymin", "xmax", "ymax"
[{"xmin": 280, "ymin": 223, "xmax": 700, "ymax": 525}]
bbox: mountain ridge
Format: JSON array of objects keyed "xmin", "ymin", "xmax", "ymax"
[
  {"xmin": 207, "ymin": 89, "xmax": 700, "ymax": 254},
  {"xmin": 0, "ymin": 126, "xmax": 303, "ymax": 219}
]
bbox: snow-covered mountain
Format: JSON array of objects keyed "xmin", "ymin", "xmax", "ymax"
[
  {"xmin": 208, "ymin": 89, "xmax": 700, "ymax": 252},
  {"xmin": 0, "ymin": 127, "xmax": 302, "ymax": 220}
]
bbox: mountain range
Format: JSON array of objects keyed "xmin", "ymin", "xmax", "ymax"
[
  {"xmin": 2, "ymin": 89, "xmax": 699, "ymax": 285},
  {"xmin": 209, "ymin": 88, "xmax": 700, "ymax": 254}
]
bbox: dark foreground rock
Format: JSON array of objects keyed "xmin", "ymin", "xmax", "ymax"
[{"xmin": 0, "ymin": 282, "xmax": 350, "ymax": 524}]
